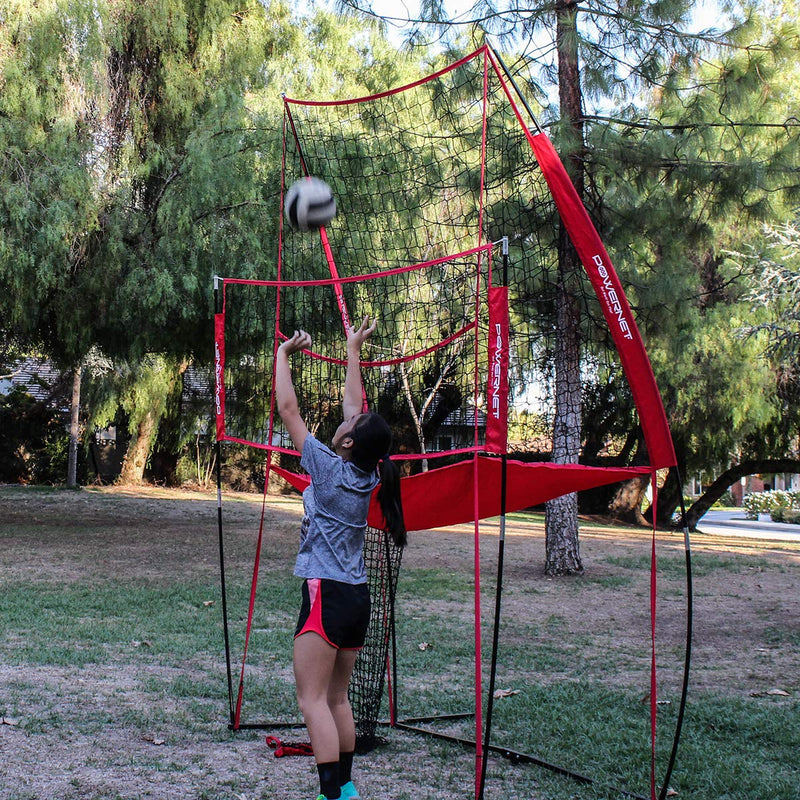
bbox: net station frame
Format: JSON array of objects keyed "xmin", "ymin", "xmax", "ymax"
[{"xmin": 213, "ymin": 43, "xmax": 693, "ymax": 800}]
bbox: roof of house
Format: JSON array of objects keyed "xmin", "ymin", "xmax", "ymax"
[
  {"xmin": 0, "ymin": 358, "xmax": 64, "ymax": 404},
  {"xmin": 439, "ymin": 404, "xmax": 487, "ymax": 428}
]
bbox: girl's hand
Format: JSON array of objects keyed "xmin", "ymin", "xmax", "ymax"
[
  {"xmin": 279, "ymin": 330, "xmax": 312, "ymax": 356},
  {"xmin": 347, "ymin": 316, "xmax": 377, "ymax": 352}
]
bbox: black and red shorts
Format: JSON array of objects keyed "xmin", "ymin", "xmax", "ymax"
[{"xmin": 294, "ymin": 578, "xmax": 371, "ymax": 650}]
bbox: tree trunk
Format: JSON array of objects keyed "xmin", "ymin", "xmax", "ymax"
[
  {"xmin": 545, "ymin": 0, "xmax": 585, "ymax": 576},
  {"xmin": 119, "ymin": 407, "xmax": 159, "ymax": 485},
  {"xmin": 608, "ymin": 475, "xmax": 650, "ymax": 525},
  {"xmin": 67, "ymin": 365, "xmax": 82, "ymax": 488},
  {"xmin": 117, "ymin": 357, "xmax": 187, "ymax": 485},
  {"xmin": 685, "ymin": 458, "xmax": 800, "ymax": 529}
]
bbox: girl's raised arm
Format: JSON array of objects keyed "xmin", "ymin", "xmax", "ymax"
[
  {"xmin": 275, "ymin": 330, "xmax": 312, "ymax": 453},
  {"xmin": 342, "ymin": 316, "xmax": 376, "ymax": 421}
]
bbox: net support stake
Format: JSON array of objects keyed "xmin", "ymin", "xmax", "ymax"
[{"xmin": 478, "ymin": 453, "xmax": 508, "ymax": 800}]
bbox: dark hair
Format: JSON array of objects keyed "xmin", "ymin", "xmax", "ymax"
[{"xmin": 351, "ymin": 412, "xmax": 407, "ymax": 548}]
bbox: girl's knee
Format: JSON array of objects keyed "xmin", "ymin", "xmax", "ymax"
[{"xmin": 327, "ymin": 689, "xmax": 351, "ymax": 712}]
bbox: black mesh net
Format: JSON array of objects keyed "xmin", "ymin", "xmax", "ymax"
[
  {"xmin": 354, "ymin": 525, "xmax": 403, "ymax": 751},
  {"xmin": 218, "ymin": 44, "xmax": 645, "ymax": 742}
]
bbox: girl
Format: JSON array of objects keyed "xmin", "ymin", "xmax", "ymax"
[{"xmin": 275, "ymin": 317, "xmax": 406, "ymax": 800}]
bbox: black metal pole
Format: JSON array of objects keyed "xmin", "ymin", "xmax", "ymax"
[
  {"xmin": 658, "ymin": 466, "xmax": 693, "ymax": 800},
  {"xmin": 478, "ymin": 239, "xmax": 510, "ymax": 800},
  {"xmin": 488, "ymin": 42, "xmax": 544, "ymax": 134},
  {"xmin": 394, "ymin": 721, "xmax": 648, "ymax": 800},
  {"xmin": 386, "ymin": 531, "xmax": 401, "ymax": 727}
]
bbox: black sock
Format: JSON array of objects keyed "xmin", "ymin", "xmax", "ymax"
[
  {"xmin": 317, "ymin": 761, "xmax": 341, "ymax": 799},
  {"xmin": 339, "ymin": 750, "xmax": 355, "ymax": 785}
]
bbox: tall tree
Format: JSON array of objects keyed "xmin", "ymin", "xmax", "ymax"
[
  {"xmin": 339, "ymin": 0, "xmax": 720, "ymax": 570},
  {"xmin": 1, "ymin": 0, "xmax": 296, "ymax": 482},
  {"xmin": 591, "ymin": 2, "xmax": 800, "ymax": 524},
  {"xmin": 545, "ymin": 0, "xmax": 585, "ymax": 574}
]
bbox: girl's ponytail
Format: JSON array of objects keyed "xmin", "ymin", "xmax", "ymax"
[
  {"xmin": 377, "ymin": 456, "xmax": 406, "ymax": 548},
  {"xmin": 350, "ymin": 412, "xmax": 407, "ymax": 547}
]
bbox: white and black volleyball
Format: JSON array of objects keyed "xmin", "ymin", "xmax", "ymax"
[{"xmin": 283, "ymin": 176, "xmax": 337, "ymax": 232}]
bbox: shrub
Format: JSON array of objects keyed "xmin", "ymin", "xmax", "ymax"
[
  {"xmin": 0, "ymin": 389, "xmax": 86, "ymax": 484},
  {"xmin": 743, "ymin": 490, "xmax": 800, "ymax": 521},
  {"xmin": 713, "ymin": 491, "xmax": 736, "ymax": 508}
]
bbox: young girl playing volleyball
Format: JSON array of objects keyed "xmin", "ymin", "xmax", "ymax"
[{"xmin": 275, "ymin": 316, "xmax": 406, "ymax": 800}]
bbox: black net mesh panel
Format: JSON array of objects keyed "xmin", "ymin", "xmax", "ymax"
[
  {"xmin": 355, "ymin": 526, "xmax": 403, "ymax": 750},
  {"xmin": 219, "ymin": 45, "xmax": 646, "ymax": 745},
  {"xmin": 221, "ymin": 251, "xmax": 485, "ymax": 461},
  {"xmin": 221, "ymin": 250, "xmax": 483, "ymax": 747}
]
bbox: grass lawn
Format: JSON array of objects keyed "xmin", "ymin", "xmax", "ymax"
[{"xmin": 0, "ymin": 485, "xmax": 798, "ymax": 800}]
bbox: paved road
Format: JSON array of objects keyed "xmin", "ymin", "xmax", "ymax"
[{"xmin": 693, "ymin": 509, "xmax": 800, "ymax": 542}]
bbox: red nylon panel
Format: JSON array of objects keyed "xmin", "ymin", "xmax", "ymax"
[
  {"xmin": 214, "ymin": 312, "xmax": 226, "ymax": 442},
  {"xmin": 486, "ymin": 287, "xmax": 509, "ymax": 454},
  {"xmin": 526, "ymin": 133, "xmax": 677, "ymax": 469},
  {"xmin": 270, "ymin": 460, "xmax": 650, "ymax": 532}
]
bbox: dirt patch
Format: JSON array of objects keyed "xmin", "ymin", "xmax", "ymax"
[{"xmin": 1, "ymin": 485, "xmax": 798, "ymax": 800}]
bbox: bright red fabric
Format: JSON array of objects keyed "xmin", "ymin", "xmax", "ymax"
[
  {"xmin": 525, "ymin": 133, "xmax": 677, "ymax": 470},
  {"xmin": 271, "ymin": 458, "xmax": 650, "ymax": 533},
  {"xmin": 214, "ymin": 313, "xmax": 226, "ymax": 442},
  {"xmin": 486, "ymin": 287, "xmax": 510, "ymax": 454}
]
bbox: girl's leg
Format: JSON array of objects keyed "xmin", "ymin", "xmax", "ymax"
[
  {"xmin": 293, "ymin": 632, "xmax": 339, "ymax": 763},
  {"xmin": 327, "ymin": 648, "xmax": 359, "ymax": 751}
]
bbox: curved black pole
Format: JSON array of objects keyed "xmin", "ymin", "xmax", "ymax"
[{"xmin": 658, "ymin": 466, "xmax": 693, "ymax": 799}]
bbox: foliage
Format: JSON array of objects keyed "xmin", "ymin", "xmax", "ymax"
[
  {"xmin": 3, "ymin": 0, "xmax": 800, "ymax": 506},
  {"xmin": 0, "ymin": 389, "xmax": 85, "ymax": 484},
  {"xmin": 742, "ymin": 488, "xmax": 799, "ymax": 519},
  {"xmin": 0, "ymin": 0, "xmax": 433, "ymax": 485},
  {"xmin": 737, "ymin": 223, "xmax": 800, "ymax": 450},
  {"xmin": 771, "ymin": 507, "xmax": 800, "ymax": 524},
  {"xmin": 713, "ymin": 490, "xmax": 736, "ymax": 508},
  {"xmin": 355, "ymin": 1, "xmax": 800, "ymax": 522}
]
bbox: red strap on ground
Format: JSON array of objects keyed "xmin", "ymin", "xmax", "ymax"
[{"xmin": 266, "ymin": 735, "xmax": 314, "ymax": 757}]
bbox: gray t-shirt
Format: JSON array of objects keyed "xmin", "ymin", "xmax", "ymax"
[{"xmin": 294, "ymin": 434, "xmax": 379, "ymax": 584}]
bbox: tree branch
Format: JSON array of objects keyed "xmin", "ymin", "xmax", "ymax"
[{"xmin": 685, "ymin": 458, "xmax": 800, "ymax": 529}]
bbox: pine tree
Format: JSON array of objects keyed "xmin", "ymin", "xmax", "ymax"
[{"xmin": 339, "ymin": 0, "xmax": 716, "ymax": 569}]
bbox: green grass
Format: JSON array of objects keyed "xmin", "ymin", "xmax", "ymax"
[
  {"xmin": 2, "ymin": 487, "xmax": 799, "ymax": 800},
  {"xmin": 3, "ymin": 566, "xmax": 798, "ymax": 800},
  {"xmin": 603, "ymin": 551, "xmax": 777, "ymax": 577},
  {"xmin": 0, "ymin": 581, "xmax": 223, "ymax": 665},
  {"xmin": 385, "ymin": 555, "xmax": 800, "ymax": 800}
]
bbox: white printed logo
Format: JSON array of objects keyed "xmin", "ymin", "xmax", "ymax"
[{"xmin": 593, "ymin": 255, "xmax": 633, "ymax": 341}]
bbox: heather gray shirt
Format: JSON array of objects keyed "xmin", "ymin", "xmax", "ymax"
[{"xmin": 294, "ymin": 434, "xmax": 378, "ymax": 584}]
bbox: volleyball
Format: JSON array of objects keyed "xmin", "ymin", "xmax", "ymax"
[{"xmin": 284, "ymin": 176, "xmax": 337, "ymax": 231}]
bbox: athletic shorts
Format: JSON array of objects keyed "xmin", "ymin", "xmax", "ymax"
[{"xmin": 294, "ymin": 578, "xmax": 371, "ymax": 650}]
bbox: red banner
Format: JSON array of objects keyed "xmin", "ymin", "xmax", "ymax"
[
  {"xmin": 270, "ymin": 458, "xmax": 651, "ymax": 533},
  {"xmin": 526, "ymin": 132, "xmax": 676, "ymax": 469},
  {"xmin": 486, "ymin": 286, "xmax": 509, "ymax": 454},
  {"xmin": 214, "ymin": 312, "xmax": 226, "ymax": 442}
]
